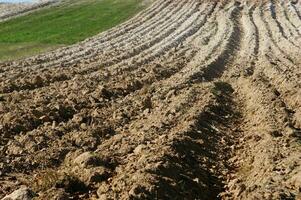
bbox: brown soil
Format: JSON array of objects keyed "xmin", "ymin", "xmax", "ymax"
[{"xmin": 0, "ymin": 0, "xmax": 301, "ymax": 199}]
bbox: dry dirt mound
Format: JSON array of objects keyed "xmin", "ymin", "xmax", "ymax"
[{"xmin": 0, "ymin": 0, "xmax": 301, "ymax": 199}]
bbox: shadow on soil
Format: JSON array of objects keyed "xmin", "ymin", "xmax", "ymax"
[{"xmin": 142, "ymin": 82, "xmax": 239, "ymax": 199}]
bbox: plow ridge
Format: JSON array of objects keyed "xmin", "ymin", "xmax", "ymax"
[{"xmin": 1, "ymin": 0, "xmax": 301, "ymax": 199}]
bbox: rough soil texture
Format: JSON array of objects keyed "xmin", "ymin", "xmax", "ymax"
[
  {"xmin": 0, "ymin": 0, "xmax": 301, "ymax": 199},
  {"xmin": 0, "ymin": 0, "xmax": 58, "ymax": 22}
]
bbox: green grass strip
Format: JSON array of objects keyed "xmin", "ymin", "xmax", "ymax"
[{"xmin": 0, "ymin": 0, "xmax": 147, "ymax": 61}]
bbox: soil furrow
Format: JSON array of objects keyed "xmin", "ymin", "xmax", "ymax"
[
  {"xmin": 1, "ymin": 1, "xmax": 301, "ymax": 199},
  {"xmin": 279, "ymin": 1, "xmax": 301, "ymax": 37},
  {"xmin": 0, "ymin": 0, "xmax": 203, "ymax": 91},
  {"xmin": 0, "ymin": 2, "xmax": 212, "ymax": 94},
  {"xmin": 0, "ymin": 0, "xmax": 186, "ymax": 75},
  {"xmin": 269, "ymin": 0, "xmax": 301, "ymax": 46}
]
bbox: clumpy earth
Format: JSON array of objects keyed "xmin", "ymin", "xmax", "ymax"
[{"xmin": 0, "ymin": 0, "xmax": 301, "ymax": 199}]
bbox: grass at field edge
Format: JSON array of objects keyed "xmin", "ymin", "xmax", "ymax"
[{"xmin": 0, "ymin": 0, "xmax": 148, "ymax": 61}]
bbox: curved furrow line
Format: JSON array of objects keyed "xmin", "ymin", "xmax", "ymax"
[
  {"xmin": 62, "ymin": 0, "xmax": 198, "ymax": 69},
  {"xmin": 0, "ymin": 0, "xmax": 179, "ymax": 73},
  {"xmin": 217, "ymin": 2, "xmax": 260, "ymax": 146},
  {"xmin": 88, "ymin": 6, "xmax": 220, "ymax": 97},
  {"xmin": 269, "ymin": 0, "xmax": 288, "ymax": 39},
  {"xmin": 257, "ymin": 4, "xmax": 300, "ymax": 70},
  {"xmin": 56, "ymin": 1, "xmax": 199, "ymax": 59},
  {"xmin": 81, "ymin": 2, "xmax": 204, "ymax": 66},
  {"xmin": 224, "ymin": 74, "xmax": 301, "ymax": 199},
  {"xmin": 95, "ymin": 2, "xmax": 219, "ymax": 77},
  {"xmin": 174, "ymin": 16, "xmax": 231, "ymax": 84},
  {"xmin": 254, "ymin": 5, "xmax": 298, "ymax": 71},
  {"xmin": 241, "ymin": 4, "xmax": 260, "ymax": 69},
  {"xmin": 86, "ymin": 3, "xmax": 220, "ymax": 94},
  {"xmin": 290, "ymin": 0, "xmax": 301, "ymax": 21},
  {"xmin": 27, "ymin": 0, "xmax": 193, "ymax": 69},
  {"xmin": 85, "ymin": 2, "xmax": 219, "ymax": 82},
  {"xmin": 2, "ymin": 1, "xmax": 301, "ymax": 199},
  {"xmin": 69, "ymin": 1, "xmax": 192, "ymax": 53},
  {"xmin": 176, "ymin": 2, "xmax": 222, "ymax": 51},
  {"xmin": 188, "ymin": 20, "xmax": 218, "ymax": 47},
  {"xmin": 72, "ymin": 0, "xmax": 217, "ymax": 72},
  {"xmin": 0, "ymin": 3, "xmax": 218, "ymax": 141},
  {"xmin": 0, "ymin": 2, "xmax": 210, "ymax": 94},
  {"xmin": 215, "ymin": 9, "xmax": 263, "ymax": 192},
  {"xmin": 279, "ymin": 1, "xmax": 301, "ymax": 36},
  {"xmin": 183, "ymin": 4, "xmax": 242, "ymax": 84},
  {"xmin": 286, "ymin": 2, "xmax": 301, "ymax": 37},
  {"xmin": 267, "ymin": 0, "xmax": 301, "ymax": 48},
  {"xmin": 133, "ymin": 2, "xmax": 239, "ymax": 97},
  {"xmin": 198, "ymin": 5, "xmax": 242, "ymax": 81},
  {"xmin": 274, "ymin": 0, "xmax": 301, "ymax": 46},
  {"xmin": 178, "ymin": 28, "xmax": 226, "ymax": 79},
  {"xmin": 88, "ymin": 43, "xmax": 239, "ymax": 198},
  {"xmin": 0, "ymin": 0, "xmax": 191, "ymax": 83},
  {"xmin": 222, "ymin": 4, "xmax": 260, "ymax": 79},
  {"xmin": 137, "ymin": 9, "xmax": 258, "ymax": 198},
  {"xmin": 219, "ymin": 3, "xmax": 300, "ymax": 198},
  {"xmin": 0, "ymin": 2, "xmax": 246, "ymax": 143},
  {"xmin": 257, "ymin": 55, "xmax": 301, "ymax": 128},
  {"xmin": 95, "ymin": 4, "xmax": 212, "ymax": 75},
  {"xmin": 0, "ymin": 0, "xmax": 200, "ymax": 85},
  {"xmin": 74, "ymin": 0, "xmax": 202, "ymax": 47},
  {"xmin": 253, "ymin": 3, "xmax": 301, "ymax": 128},
  {"xmin": 248, "ymin": 5, "xmax": 260, "ymax": 61},
  {"xmin": 0, "ymin": 0, "xmax": 173, "ymax": 69},
  {"xmin": 75, "ymin": 0, "xmax": 173, "ymax": 43},
  {"xmin": 77, "ymin": 1, "xmax": 195, "ymax": 47},
  {"xmin": 1, "ymin": 0, "xmax": 213, "ymax": 82},
  {"xmin": 254, "ymin": 5, "xmax": 301, "ymax": 84},
  {"xmin": 0, "ymin": 1, "xmax": 220, "ymax": 150},
  {"xmin": 255, "ymin": 4, "xmax": 297, "ymax": 65}
]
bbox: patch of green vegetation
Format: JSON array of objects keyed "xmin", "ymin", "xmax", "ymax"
[
  {"xmin": 0, "ymin": 0, "xmax": 148, "ymax": 61},
  {"xmin": 0, "ymin": 42, "xmax": 62, "ymax": 61}
]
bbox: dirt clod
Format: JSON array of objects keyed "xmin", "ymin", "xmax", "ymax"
[{"xmin": 1, "ymin": 0, "xmax": 301, "ymax": 199}]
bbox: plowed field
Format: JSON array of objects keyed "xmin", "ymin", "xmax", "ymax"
[{"xmin": 0, "ymin": 0, "xmax": 301, "ymax": 199}]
